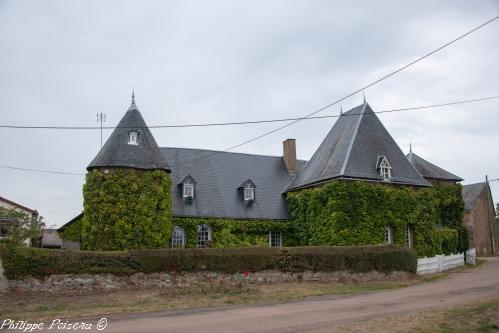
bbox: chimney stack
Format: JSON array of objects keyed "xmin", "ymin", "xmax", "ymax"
[{"xmin": 283, "ymin": 139, "xmax": 298, "ymax": 175}]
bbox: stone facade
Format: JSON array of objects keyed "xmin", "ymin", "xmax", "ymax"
[{"xmin": 463, "ymin": 187, "xmax": 497, "ymax": 256}]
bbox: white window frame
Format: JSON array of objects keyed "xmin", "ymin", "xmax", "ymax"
[
  {"xmin": 172, "ymin": 226, "xmax": 186, "ymax": 248},
  {"xmin": 378, "ymin": 157, "xmax": 392, "ymax": 180},
  {"xmin": 385, "ymin": 225, "xmax": 393, "ymax": 244},
  {"xmin": 197, "ymin": 224, "xmax": 211, "ymax": 248},
  {"xmin": 128, "ymin": 131, "xmax": 138, "ymax": 145},
  {"xmin": 183, "ymin": 183, "xmax": 194, "ymax": 199},
  {"xmin": 244, "ymin": 187, "xmax": 255, "ymax": 201},
  {"xmin": 407, "ymin": 225, "xmax": 414, "ymax": 247},
  {"xmin": 269, "ymin": 231, "xmax": 282, "ymax": 247}
]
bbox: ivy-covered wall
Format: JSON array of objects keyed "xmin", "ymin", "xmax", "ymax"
[
  {"xmin": 81, "ymin": 169, "xmax": 173, "ymax": 250},
  {"xmin": 287, "ymin": 181, "xmax": 465, "ymax": 257},
  {"xmin": 172, "ymin": 217, "xmax": 294, "ymax": 248}
]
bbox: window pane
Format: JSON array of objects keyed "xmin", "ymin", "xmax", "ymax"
[
  {"xmin": 197, "ymin": 224, "xmax": 211, "ymax": 248},
  {"xmin": 172, "ymin": 226, "xmax": 185, "ymax": 248},
  {"xmin": 269, "ymin": 231, "xmax": 282, "ymax": 247}
]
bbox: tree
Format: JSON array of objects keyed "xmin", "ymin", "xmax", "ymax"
[{"xmin": 0, "ymin": 207, "xmax": 45, "ymax": 245}]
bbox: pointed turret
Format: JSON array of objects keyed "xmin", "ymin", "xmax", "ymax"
[
  {"xmin": 287, "ymin": 103, "xmax": 429, "ymax": 191},
  {"xmin": 87, "ymin": 94, "xmax": 170, "ymax": 172}
]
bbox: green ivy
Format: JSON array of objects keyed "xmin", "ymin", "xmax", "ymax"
[
  {"xmin": 287, "ymin": 181, "xmax": 464, "ymax": 257},
  {"xmin": 434, "ymin": 228, "xmax": 459, "ymax": 255},
  {"xmin": 58, "ymin": 217, "xmax": 82, "ymax": 242},
  {"xmin": 172, "ymin": 217, "xmax": 295, "ymax": 248},
  {"xmin": 81, "ymin": 169, "xmax": 173, "ymax": 250}
]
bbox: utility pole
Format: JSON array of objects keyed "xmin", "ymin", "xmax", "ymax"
[
  {"xmin": 97, "ymin": 112, "xmax": 106, "ymax": 148},
  {"xmin": 485, "ymin": 175, "xmax": 496, "ymax": 255}
]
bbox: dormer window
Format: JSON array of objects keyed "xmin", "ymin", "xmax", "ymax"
[
  {"xmin": 376, "ymin": 156, "xmax": 392, "ymax": 180},
  {"xmin": 183, "ymin": 183, "xmax": 194, "ymax": 198},
  {"xmin": 244, "ymin": 187, "xmax": 254, "ymax": 201},
  {"xmin": 239, "ymin": 179, "xmax": 256, "ymax": 202},
  {"xmin": 128, "ymin": 131, "xmax": 138, "ymax": 145},
  {"xmin": 179, "ymin": 175, "xmax": 196, "ymax": 201}
]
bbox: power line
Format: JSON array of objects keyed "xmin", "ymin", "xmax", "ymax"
[
  {"xmin": 0, "ymin": 164, "xmax": 85, "ymax": 176},
  {"xmin": 173, "ymin": 15, "xmax": 499, "ymax": 168},
  {"xmin": 1, "ymin": 15, "xmax": 497, "ymax": 176},
  {"xmin": 0, "ymin": 95, "xmax": 497, "ymax": 176},
  {"xmin": 1, "ymin": 94, "xmax": 499, "ymax": 130}
]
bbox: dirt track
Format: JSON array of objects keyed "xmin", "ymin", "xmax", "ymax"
[{"xmin": 94, "ymin": 258, "xmax": 499, "ymax": 333}]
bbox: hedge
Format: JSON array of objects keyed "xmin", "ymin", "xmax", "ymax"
[{"xmin": 0, "ymin": 245, "xmax": 416, "ymax": 279}]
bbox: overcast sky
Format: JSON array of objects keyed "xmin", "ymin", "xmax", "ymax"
[{"xmin": 0, "ymin": 0, "xmax": 498, "ymax": 227}]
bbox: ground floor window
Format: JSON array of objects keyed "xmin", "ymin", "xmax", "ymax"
[
  {"xmin": 172, "ymin": 226, "xmax": 185, "ymax": 248},
  {"xmin": 197, "ymin": 224, "xmax": 211, "ymax": 248},
  {"xmin": 385, "ymin": 225, "xmax": 393, "ymax": 244},
  {"xmin": 269, "ymin": 231, "xmax": 282, "ymax": 247},
  {"xmin": 407, "ymin": 225, "xmax": 414, "ymax": 247}
]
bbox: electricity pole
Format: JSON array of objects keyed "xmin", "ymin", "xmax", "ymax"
[{"xmin": 97, "ymin": 113, "xmax": 106, "ymax": 148}]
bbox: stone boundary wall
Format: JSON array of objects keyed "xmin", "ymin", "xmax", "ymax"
[{"xmin": 7, "ymin": 270, "xmax": 413, "ymax": 292}]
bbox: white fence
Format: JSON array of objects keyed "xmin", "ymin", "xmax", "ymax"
[{"xmin": 417, "ymin": 252, "xmax": 465, "ymax": 275}]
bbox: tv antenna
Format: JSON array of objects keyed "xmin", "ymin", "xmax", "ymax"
[{"xmin": 97, "ymin": 112, "xmax": 106, "ymax": 148}]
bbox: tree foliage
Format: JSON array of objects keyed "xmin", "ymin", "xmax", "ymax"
[
  {"xmin": 81, "ymin": 169, "xmax": 173, "ymax": 250},
  {"xmin": 0, "ymin": 207, "xmax": 45, "ymax": 245}
]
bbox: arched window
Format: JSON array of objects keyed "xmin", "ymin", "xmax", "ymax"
[
  {"xmin": 197, "ymin": 224, "xmax": 211, "ymax": 248},
  {"xmin": 172, "ymin": 226, "xmax": 186, "ymax": 248}
]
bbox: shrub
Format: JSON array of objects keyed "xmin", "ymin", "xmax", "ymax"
[{"xmin": 0, "ymin": 244, "xmax": 416, "ymax": 279}]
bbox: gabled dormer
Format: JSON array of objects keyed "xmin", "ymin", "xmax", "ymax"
[
  {"xmin": 238, "ymin": 179, "xmax": 256, "ymax": 202},
  {"xmin": 376, "ymin": 156, "xmax": 392, "ymax": 180},
  {"xmin": 179, "ymin": 175, "xmax": 196, "ymax": 202}
]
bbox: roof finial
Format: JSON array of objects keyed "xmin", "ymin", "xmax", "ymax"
[
  {"xmin": 340, "ymin": 104, "xmax": 343, "ymax": 115},
  {"xmin": 129, "ymin": 87, "xmax": 137, "ymax": 110},
  {"xmin": 409, "ymin": 142, "xmax": 412, "ymax": 153},
  {"xmin": 363, "ymin": 90, "xmax": 366, "ymax": 104}
]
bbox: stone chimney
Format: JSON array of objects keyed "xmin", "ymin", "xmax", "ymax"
[{"xmin": 283, "ymin": 139, "xmax": 298, "ymax": 175}]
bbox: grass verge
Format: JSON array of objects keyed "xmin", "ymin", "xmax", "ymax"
[{"xmin": 339, "ymin": 297, "xmax": 499, "ymax": 333}]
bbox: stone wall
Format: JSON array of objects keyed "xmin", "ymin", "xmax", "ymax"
[{"xmin": 7, "ymin": 270, "xmax": 412, "ymax": 293}]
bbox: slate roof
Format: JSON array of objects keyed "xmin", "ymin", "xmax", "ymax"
[
  {"xmin": 287, "ymin": 103, "xmax": 430, "ymax": 190},
  {"xmin": 462, "ymin": 182, "xmax": 487, "ymax": 211},
  {"xmin": 407, "ymin": 151, "xmax": 463, "ymax": 182},
  {"xmin": 160, "ymin": 147, "xmax": 306, "ymax": 220},
  {"xmin": 87, "ymin": 97, "xmax": 170, "ymax": 172}
]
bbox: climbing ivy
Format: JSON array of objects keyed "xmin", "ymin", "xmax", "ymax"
[
  {"xmin": 287, "ymin": 181, "xmax": 465, "ymax": 257},
  {"xmin": 58, "ymin": 216, "xmax": 82, "ymax": 242},
  {"xmin": 81, "ymin": 169, "xmax": 173, "ymax": 250},
  {"xmin": 172, "ymin": 217, "xmax": 295, "ymax": 248}
]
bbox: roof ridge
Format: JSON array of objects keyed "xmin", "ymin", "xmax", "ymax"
[{"xmin": 340, "ymin": 102, "xmax": 366, "ymax": 175}]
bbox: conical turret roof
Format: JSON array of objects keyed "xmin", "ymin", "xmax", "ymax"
[
  {"xmin": 87, "ymin": 96, "xmax": 170, "ymax": 172},
  {"xmin": 287, "ymin": 102, "xmax": 429, "ymax": 190}
]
